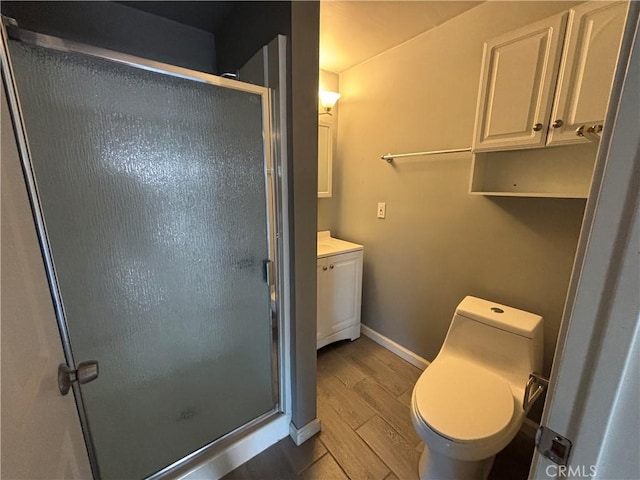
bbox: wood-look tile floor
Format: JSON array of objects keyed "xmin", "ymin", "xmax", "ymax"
[{"xmin": 224, "ymin": 337, "xmax": 533, "ymax": 480}]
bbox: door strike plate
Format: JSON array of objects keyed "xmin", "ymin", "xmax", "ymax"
[{"xmin": 535, "ymin": 425, "xmax": 572, "ymax": 466}]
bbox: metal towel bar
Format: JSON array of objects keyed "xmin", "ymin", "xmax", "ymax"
[
  {"xmin": 381, "ymin": 147, "xmax": 472, "ymax": 163},
  {"xmin": 383, "ymin": 122, "xmax": 602, "ymax": 163}
]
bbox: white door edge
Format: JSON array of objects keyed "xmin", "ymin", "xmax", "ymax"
[{"xmin": 530, "ymin": 4, "xmax": 640, "ymax": 479}]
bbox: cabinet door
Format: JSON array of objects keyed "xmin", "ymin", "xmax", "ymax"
[
  {"xmin": 473, "ymin": 12, "xmax": 568, "ymax": 152},
  {"xmin": 546, "ymin": 2, "xmax": 627, "ymax": 146},
  {"xmin": 316, "ymin": 258, "xmax": 332, "ymax": 342},
  {"xmin": 328, "ymin": 252, "xmax": 363, "ymax": 333}
]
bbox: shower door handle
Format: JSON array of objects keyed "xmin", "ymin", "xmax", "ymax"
[
  {"xmin": 263, "ymin": 260, "xmax": 273, "ymax": 286},
  {"xmin": 58, "ymin": 360, "xmax": 99, "ymax": 396}
]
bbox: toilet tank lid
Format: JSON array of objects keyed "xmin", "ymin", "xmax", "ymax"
[{"xmin": 456, "ymin": 296, "xmax": 543, "ymax": 338}]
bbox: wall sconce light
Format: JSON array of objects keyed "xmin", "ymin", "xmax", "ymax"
[{"xmin": 319, "ymin": 90, "xmax": 341, "ymax": 116}]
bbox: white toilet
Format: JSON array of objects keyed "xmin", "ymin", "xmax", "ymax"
[{"xmin": 411, "ymin": 296, "xmax": 543, "ymax": 480}]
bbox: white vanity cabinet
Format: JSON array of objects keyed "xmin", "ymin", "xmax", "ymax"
[
  {"xmin": 473, "ymin": 2, "xmax": 626, "ymax": 152},
  {"xmin": 316, "ymin": 234, "xmax": 363, "ymax": 350}
]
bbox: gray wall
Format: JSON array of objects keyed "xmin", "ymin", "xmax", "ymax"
[
  {"xmin": 289, "ymin": 1, "xmax": 320, "ymax": 429},
  {"xmin": 317, "ymin": 200, "xmax": 333, "ymax": 232},
  {"xmin": 1, "ymin": 1, "xmax": 217, "ymax": 73},
  {"xmin": 326, "ymin": 1, "xmax": 586, "ymax": 376},
  {"xmin": 215, "ymin": 1, "xmax": 290, "ymax": 74}
]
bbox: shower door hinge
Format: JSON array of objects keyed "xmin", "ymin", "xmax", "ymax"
[
  {"xmin": 58, "ymin": 360, "xmax": 99, "ymax": 396},
  {"xmin": 535, "ymin": 425, "xmax": 572, "ymax": 466}
]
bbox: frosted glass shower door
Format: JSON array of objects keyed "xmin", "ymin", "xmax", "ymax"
[{"xmin": 8, "ymin": 39, "xmax": 277, "ymax": 479}]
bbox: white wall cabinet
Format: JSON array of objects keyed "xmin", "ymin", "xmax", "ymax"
[
  {"xmin": 470, "ymin": 1, "xmax": 627, "ymax": 197},
  {"xmin": 472, "ymin": 12, "xmax": 568, "ymax": 152},
  {"xmin": 317, "ymin": 250, "xmax": 363, "ymax": 349},
  {"xmin": 546, "ymin": 1, "xmax": 628, "ymax": 146},
  {"xmin": 473, "ymin": 2, "xmax": 626, "ymax": 153}
]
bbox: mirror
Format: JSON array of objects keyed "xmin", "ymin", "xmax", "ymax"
[{"xmin": 318, "ymin": 121, "xmax": 333, "ymax": 198}]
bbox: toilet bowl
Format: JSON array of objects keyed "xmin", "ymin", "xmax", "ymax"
[{"xmin": 410, "ymin": 296, "xmax": 543, "ymax": 480}]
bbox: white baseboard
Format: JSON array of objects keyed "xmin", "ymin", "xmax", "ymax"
[
  {"xmin": 178, "ymin": 414, "xmax": 290, "ymax": 480},
  {"xmin": 289, "ymin": 418, "xmax": 322, "ymax": 446},
  {"xmin": 361, "ymin": 324, "xmax": 430, "ymax": 370}
]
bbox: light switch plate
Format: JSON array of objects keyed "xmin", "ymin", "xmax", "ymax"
[{"xmin": 377, "ymin": 202, "xmax": 386, "ymax": 219}]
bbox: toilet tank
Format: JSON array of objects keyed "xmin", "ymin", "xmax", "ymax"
[{"xmin": 438, "ymin": 296, "xmax": 543, "ymax": 400}]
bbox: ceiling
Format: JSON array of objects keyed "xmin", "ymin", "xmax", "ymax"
[{"xmin": 320, "ymin": 1, "xmax": 481, "ymax": 73}]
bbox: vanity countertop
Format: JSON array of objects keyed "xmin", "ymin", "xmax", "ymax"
[{"xmin": 317, "ymin": 231, "xmax": 363, "ymax": 258}]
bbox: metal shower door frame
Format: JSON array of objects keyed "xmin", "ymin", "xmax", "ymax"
[{"xmin": 0, "ymin": 18, "xmax": 281, "ymax": 480}]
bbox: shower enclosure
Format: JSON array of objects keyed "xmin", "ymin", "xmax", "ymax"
[{"xmin": 2, "ymin": 20, "xmax": 281, "ymax": 479}]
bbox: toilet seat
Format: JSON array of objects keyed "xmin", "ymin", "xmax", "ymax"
[{"xmin": 413, "ymin": 357, "xmax": 514, "ymax": 444}]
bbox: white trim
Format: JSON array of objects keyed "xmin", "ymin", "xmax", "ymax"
[
  {"xmin": 177, "ymin": 414, "xmax": 290, "ymax": 480},
  {"xmin": 289, "ymin": 418, "xmax": 322, "ymax": 446},
  {"xmin": 361, "ymin": 325, "xmax": 430, "ymax": 370}
]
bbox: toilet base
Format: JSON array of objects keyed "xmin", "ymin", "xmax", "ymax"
[{"xmin": 418, "ymin": 445, "xmax": 495, "ymax": 480}]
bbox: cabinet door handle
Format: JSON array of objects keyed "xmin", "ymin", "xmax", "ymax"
[
  {"xmin": 329, "ymin": 265, "xmax": 334, "ymax": 269},
  {"xmin": 532, "ymin": 123, "xmax": 543, "ymax": 132},
  {"xmin": 322, "ymin": 266, "xmax": 328, "ymax": 271},
  {"xmin": 552, "ymin": 120, "xmax": 563, "ymax": 128},
  {"xmin": 576, "ymin": 124, "xmax": 602, "ymax": 137}
]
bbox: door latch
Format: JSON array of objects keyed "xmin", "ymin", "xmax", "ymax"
[
  {"xmin": 58, "ymin": 360, "xmax": 99, "ymax": 396},
  {"xmin": 536, "ymin": 425, "xmax": 572, "ymax": 466}
]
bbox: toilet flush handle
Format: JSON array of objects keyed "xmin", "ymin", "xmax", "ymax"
[{"xmin": 523, "ymin": 372, "xmax": 549, "ymax": 413}]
